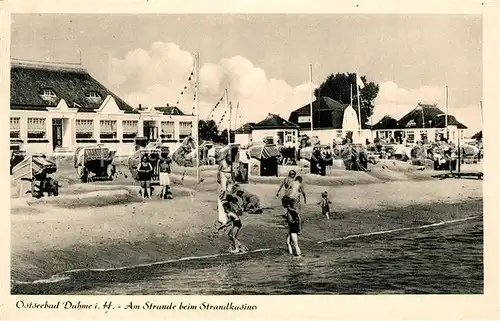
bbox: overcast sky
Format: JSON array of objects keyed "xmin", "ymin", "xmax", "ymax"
[{"xmin": 10, "ymin": 14, "xmax": 483, "ymax": 134}]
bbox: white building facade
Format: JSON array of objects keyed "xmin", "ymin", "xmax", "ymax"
[
  {"xmin": 10, "ymin": 61, "xmax": 195, "ymax": 157},
  {"xmin": 371, "ymin": 104, "xmax": 468, "ymax": 146}
]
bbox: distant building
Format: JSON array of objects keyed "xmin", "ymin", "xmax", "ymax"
[
  {"xmin": 234, "ymin": 122, "xmax": 255, "ymax": 147},
  {"xmin": 235, "ymin": 114, "xmax": 299, "ymax": 148},
  {"xmin": 372, "ymin": 103, "xmax": 467, "ymax": 145},
  {"xmin": 371, "ymin": 115, "xmax": 403, "ymax": 143},
  {"xmin": 288, "ymin": 96, "xmax": 371, "ymax": 144},
  {"xmin": 9, "ymin": 60, "xmax": 195, "ymax": 156}
]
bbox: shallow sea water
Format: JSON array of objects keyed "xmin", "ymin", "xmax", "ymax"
[{"xmin": 68, "ymin": 217, "xmax": 483, "ymax": 295}]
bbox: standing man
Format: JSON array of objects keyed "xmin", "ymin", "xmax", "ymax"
[
  {"xmin": 216, "ymin": 146, "xmax": 236, "ymax": 225},
  {"xmin": 286, "ymin": 175, "xmax": 307, "ymax": 217},
  {"xmin": 276, "ymin": 170, "xmax": 297, "ymax": 217}
]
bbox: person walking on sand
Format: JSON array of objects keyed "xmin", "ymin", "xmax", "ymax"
[
  {"xmin": 137, "ymin": 155, "xmax": 153, "ymax": 199},
  {"xmin": 216, "ymin": 194, "xmax": 245, "ymax": 253},
  {"xmin": 158, "ymin": 149, "xmax": 173, "ymax": 200},
  {"xmin": 276, "ymin": 170, "xmax": 297, "ymax": 217},
  {"xmin": 283, "ymin": 196, "xmax": 302, "ymax": 256}
]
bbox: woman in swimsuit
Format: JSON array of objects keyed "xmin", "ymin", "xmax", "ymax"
[{"xmin": 137, "ymin": 155, "xmax": 153, "ymax": 199}]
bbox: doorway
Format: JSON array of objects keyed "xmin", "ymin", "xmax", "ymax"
[
  {"xmin": 143, "ymin": 121, "xmax": 158, "ymax": 142},
  {"xmin": 52, "ymin": 118, "xmax": 63, "ymax": 150}
]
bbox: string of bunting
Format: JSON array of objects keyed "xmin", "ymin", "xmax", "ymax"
[
  {"xmin": 207, "ymin": 93, "xmax": 225, "ymax": 119},
  {"xmin": 173, "ymin": 63, "xmax": 195, "ymax": 110},
  {"xmin": 217, "ymin": 102, "xmax": 232, "ymax": 127}
]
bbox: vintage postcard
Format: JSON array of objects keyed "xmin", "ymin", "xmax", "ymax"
[{"xmin": 1, "ymin": 1, "xmax": 499, "ymax": 320}]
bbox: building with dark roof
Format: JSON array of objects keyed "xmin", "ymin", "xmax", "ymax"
[
  {"xmin": 234, "ymin": 114, "xmax": 299, "ymax": 148},
  {"xmin": 10, "ymin": 60, "xmax": 195, "ymax": 156},
  {"xmin": 371, "ymin": 103, "xmax": 467, "ymax": 144},
  {"xmin": 288, "ymin": 96, "xmax": 371, "ymax": 144}
]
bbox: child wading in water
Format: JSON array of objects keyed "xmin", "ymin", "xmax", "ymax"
[
  {"xmin": 318, "ymin": 191, "xmax": 332, "ymax": 219},
  {"xmin": 318, "ymin": 191, "xmax": 343, "ymax": 219},
  {"xmin": 217, "ymin": 195, "xmax": 246, "ymax": 253}
]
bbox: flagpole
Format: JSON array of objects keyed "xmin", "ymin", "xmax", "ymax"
[
  {"xmin": 445, "ymin": 86, "xmax": 449, "ymax": 141},
  {"xmin": 350, "ymin": 84, "xmax": 353, "ymax": 107},
  {"xmin": 234, "ymin": 102, "xmax": 239, "ymax": 130},
  {"xmin": 480, "ymin": 100, "xmax": 483, "ymax": 128},
  {"xmin": 309, "ymin": 64, "xmax": 313, "ymax": 137},
  {"xmin": 370, "ymin": 114, "xmax": 374, "ymax": 143},
  {"xmin": 225, "ymin": 89, "xmax": 230, "ymax": 144},
  {"xmin": 356, "ymin": 72, "xmax": 362, "ymax": 134},
  {"xmin": 195, "ymin": 53, "xmax": 200, "ymax": 183}
]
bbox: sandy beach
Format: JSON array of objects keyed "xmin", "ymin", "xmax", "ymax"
[{"xmin": 11, "ymin": 171, "xmax": 483, "ymax": 284}]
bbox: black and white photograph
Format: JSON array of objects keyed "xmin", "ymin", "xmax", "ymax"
[{"xmin": 4, "ymin": 5, "xmax": 496, "ymax": 310}]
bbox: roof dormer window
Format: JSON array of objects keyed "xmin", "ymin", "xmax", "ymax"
[
  {"xmin": 41, "ymin": 89, "xmax": 57, "ymax": 98},
  {"xmin": 86, "ymin": 91, "xmax": 102, "ymax": 103},
  {"xmin": 86, "ymin": 91, "xmax": 101, "ymax": 99}
]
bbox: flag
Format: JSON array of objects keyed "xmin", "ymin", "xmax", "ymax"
[{"xmin": 356, "ymin": 72, "xmax": 365, "ymax": 89}]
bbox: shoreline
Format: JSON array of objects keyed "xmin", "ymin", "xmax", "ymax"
[
  {"xmin": 11, "ymin": 200, "xmax": 482, "ymax": 294},
  {"xmin": 11, "ymin": 178, "xmax": 483, "ymax": 286}
]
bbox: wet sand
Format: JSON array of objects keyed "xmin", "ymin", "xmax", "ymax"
[{"xmin": 11, "ymin": 178, "xmax": 482, "ymax": 283}]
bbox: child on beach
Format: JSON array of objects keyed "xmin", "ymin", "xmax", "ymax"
[
  {"xmin": 217, "ymin": 195, "xmax": 245, "ymax": 253},
  {"xmin": 317, "ymin": 191, "xmax": 343, "ymax": 219},
  {"xmin": 318, "ymin": 191, "xmax": 332, "ymax": 219}
]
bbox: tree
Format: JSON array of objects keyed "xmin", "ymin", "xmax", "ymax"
[
  {"xmin": 314, "ymin": 72, "xmax": 379, "ymax": 126},
  {"xmin": 198, "ymin": 119, "xmax": 219, "ymax": 142}
]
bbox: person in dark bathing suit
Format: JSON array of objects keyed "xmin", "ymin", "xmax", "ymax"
[
  {"xmin": 284, "ymin": 197, "xmax": 302, "ymax": 256},
  {"xmin": 137, "ymin": 155, "xmax": 153, "ymax": 199}
]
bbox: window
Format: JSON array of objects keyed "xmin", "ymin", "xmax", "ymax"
[
  {"xmin": 420, "ymin": 130, "xmax": 427, "ymax": 142},
  {"xmin": 179, "ymin": 121, "xmax": 192, "ymax": 139},
  {"xmin": 461, "ymin": 130, "xmax": 464, "ymax": 140},
  {"xmin": 100, "ymin": 120, "xmax": 117, "ymax": 139},
  {"xmin": 161, "ymin": 121, "xmax": 175, "ymax": 139},
  {"xmin": 86, "ymin": 92, "xmax": 101, "ymax": 99},
  {"xmin": 86, "ymin": 91, "xmax": 102, "ymax": 103},
  {"xmin": 76, "ymin": 119, "xmax": 94, "ymax": 139},
  {"xmin": 277, "ymin": 131, "xmax": 284, "ymax": 144},
  {"xmin": 407, "ymin": 130, "xmax": 415, "ymax": 143},
  {"xmin": 42, "ymin": 89, "xmax": 56, "ymax": 97},
  {"xmin": 298, "ymin": 116, "xmax": 311, "ymax": 123},
  {"xmin": 123, "ymin": 120, "xmax": 138, "ymax": 139},
  {"xmin": 285, "ymin": 131, "xmax": 295, "ymax": 143},
  {"xmin": 27, "ymin": 118, "xmax": 46, "ymax": 139},
  {"xmin": 10, "ymin": 117, "xmax": 20, "ymax": 139}
]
